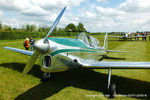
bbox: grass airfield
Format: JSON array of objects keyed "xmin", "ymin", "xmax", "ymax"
[{"xmin": 0, "ymin": 35, "xmax": 150, "ymax": 100}]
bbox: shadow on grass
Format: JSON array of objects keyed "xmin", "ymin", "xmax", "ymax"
[
  {"xmin": 0, "ymin": 63, "xmax": 150, "ymax": 100},
  {"xmin": 98, "ymin": 56, "xmax": 126, "ymax": 61},
  {"xmin": 0, "ymin": 62, "xmax": 43, "ymax": 78}
]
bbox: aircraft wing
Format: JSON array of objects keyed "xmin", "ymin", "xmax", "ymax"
[
  {"xmin": 108, "ymin": 36, "xmax": 148, "ymax": 39},
  {"xmin": 3, "ymin": 47, "xmax": 34, "ymax": 56},
  {"xmin": 108, "ymin": 36, "xmax": 125, "ymax": 39},
  {"xmin": 129, "ymin": 36, "xmax": 147, "ymax": 38},
  {"xmin": 61, "ymin": 53, "xmax": 150, "ymax": 69},
  {"xmin": 81, "ymin": 60, "xmax": 150, "ymax": 69}
]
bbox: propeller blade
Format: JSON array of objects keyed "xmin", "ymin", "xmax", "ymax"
[
  {"xmin": 44, "ymin": 7, "xmax": 66, "ymax": 42},
  {"xmin": 23, "ymin": 51, "xmax": 39, "ymax": 74}
]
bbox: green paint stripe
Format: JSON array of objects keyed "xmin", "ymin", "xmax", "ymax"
[
  {"xmin": 50, "ymin": 49, "xmax": 97, "ymax": 57},
  {"xmin": 48, "ymin": 37, "xmax": 97, "ymax": 50}
]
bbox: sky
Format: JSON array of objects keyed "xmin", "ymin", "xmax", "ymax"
[{"xmin": 0, "ymin": 0, "xmax": 150, "ymax": 32}]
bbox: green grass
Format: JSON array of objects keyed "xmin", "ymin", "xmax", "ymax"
[{"xmin": 0, "ymin": 36, "xmax": 150, "ymax": 100}]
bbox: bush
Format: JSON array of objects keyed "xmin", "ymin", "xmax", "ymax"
[
  {"xmin": 0, "ymin": 31, "xmax": 46, "ymax": 40},
  {"xmin": 0, "ymin": 30, "xmax": 103, "ymax": 40}
]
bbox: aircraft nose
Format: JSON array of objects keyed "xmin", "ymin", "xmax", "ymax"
[{"xmin": 34, "ymin": 39, "xmax": 50, "ymax": 54}]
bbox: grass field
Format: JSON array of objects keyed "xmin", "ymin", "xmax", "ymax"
[{"xmin": 0, "ymin": 35, "xmax": 150, "ymax": 100}]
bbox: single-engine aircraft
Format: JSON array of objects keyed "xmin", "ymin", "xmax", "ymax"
[
  {"xmin": 108, "ymin": 32, "xmax": 148, "ymax": 40},
  {"xmin": 109, "ymin": 32, "xmax": 132, "ymax": 39},
  {"xmin": 3, "ymin": 7, "xmax": 150, "ymax": 98}
]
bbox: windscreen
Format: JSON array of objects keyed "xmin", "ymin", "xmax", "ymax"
[{"xmin": 76, "ymin": 32, "xmax": 101, "ymax": 49}]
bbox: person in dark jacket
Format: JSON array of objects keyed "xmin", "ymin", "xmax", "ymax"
[{"xmin": 29, "ymin": 37, "xmax": 35, "ymax": 51}]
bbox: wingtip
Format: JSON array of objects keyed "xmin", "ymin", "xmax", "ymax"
[{"xmin": 3, "ymin": 47, "xmax": 8, "ymax": 48}]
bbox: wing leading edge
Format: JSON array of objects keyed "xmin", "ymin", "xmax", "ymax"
[
  {"xmin": 82, "ymin": 61, "xmax": 150, "ymax": 69},
  {"xmin": 3, "ymin": 47, "xmax": 34, "ymax": 56},
  {"xmin": 61, "ymin": 53, "xmax": 150, "ymax": 69}
]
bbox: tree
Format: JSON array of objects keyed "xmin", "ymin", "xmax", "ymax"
[
  {"xmin": 3, "ymin": 25, "xmax": 12, "ymax": 31},
  {"xmin": 58, "ymin": 27, "xmax": 62, "ymax": 32},
  {"xmin": 42, "ymin": 26, "xmax": 50, "ymax": 33},
  {"xmin": 26, "ymin": 24, "xmax": 31, "ymax": 31},
  {"xmin": 64, "ymin": 23, "xmax": 77, "ymax": 32},
  {"xmin": 38, "ymin": 27, "xmax": 42, "ymax": 32},
  {"xmin": 25, "ymin": 24, "xmax": 37, "ymax": 32},
  {"xmin": 30, "ymin": 25, "xmax": 36, "ymax": 32},
  {"xmin": 0, "ymin": 21, "xmax": 2, "ymax": 30},
  {"xmin": 53, "ymin": 27, "xmax": 58, "ymax": 33},
  {"xmin": 21, "ymin": 25, "xmax": 26, "ymax": 31},
  {"xmin": 77, "ymin": 23, "xmax": 86, "ymax": 32}
]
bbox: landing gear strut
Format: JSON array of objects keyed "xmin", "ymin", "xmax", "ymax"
[
  {"xmin": 41, "ymin": 73, "xmax": 51, "ymax": 81},
  {"xmin": 107, "ymin": 68, "xmax": 116, "ymax": 98}
]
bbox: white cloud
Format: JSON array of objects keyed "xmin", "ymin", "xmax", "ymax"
[
  {"xmin": 118, "ymin": 0, "xmax": 150, "ymax": 13},
  {"xmin": 96, "ymin": 0, "xmax": 108, "ymax": 3},
  {"xmin": 96, "ymin": 7, "xmax": 125, "ymax": 16},
  {"xmin": 21, "ymin": 5, "xmax": 48, "ymax": 16},
  {"xmin": 80, "ymin": 0, "xmax": 150, "ymax": 32},
  {"xmin": 0, "ymin": 0, "xmax": 86, "ymax": 16},
  {"xmin": 0, "ymin": 0, "xmax": 150, "ymax": 32},
  {"xmin": 0, "ymin": 10, "xmax": 3, "ymax": 17},
  {"xmin": 0, "ymin": 0, "xmax": 30, "ymax": 11},
  {"xmin": 0, "ymin": 0, "xmax": 86, "ymax": 29}
]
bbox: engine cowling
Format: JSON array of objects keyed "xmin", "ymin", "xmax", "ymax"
[
  {"xmin": 34, "ymin": 39, "xmax": 50, "ymax": 54},
  {"xmin": 39, "ymin": 54, "xmax": 76, "ymax": 73},
  {"xmin": 39, "ymin": 55, "xmax": 53, "ymax": 73},
  {"xmin": 42, "ymin": 55, "xmax": 51, "ymax": 68}
]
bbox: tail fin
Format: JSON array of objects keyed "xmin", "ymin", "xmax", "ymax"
[
  {"xmin": 103, "ymin": 33, "xmax": 108, "ymax": 49},
  {"xmin": 103, "ymin": 33, "xmax": 128, "ymax": 53}
]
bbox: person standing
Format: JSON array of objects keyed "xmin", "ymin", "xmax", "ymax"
[
  {"xmin": 142, "ymin": 33, "xmax": 145, "ymax": 41},
  {"xmin": 135, "ymin": 33, "xmax": 137, "ymax": 40},
  {"xmin": 29, "ymin": 37, "xmax": 35, "ymax": 51},
  {"xmin": 137, "ymin": 33, "xmax": 140, "ymax": 41},
  {"xmin": 24, "ymin": 37, "xmax": 29, "ymax": 50}
]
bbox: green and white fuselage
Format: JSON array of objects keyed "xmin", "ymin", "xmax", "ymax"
[{"xmin": 48, "ymin": 37, "xmax": 107, "ymax": 58}]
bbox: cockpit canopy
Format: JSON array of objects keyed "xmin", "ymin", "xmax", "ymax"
[{"xmin": 76, "ymin": 32, "xmax": 101, "ymax": 49}]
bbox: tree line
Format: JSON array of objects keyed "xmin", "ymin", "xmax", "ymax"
[
  {"xmin": 0, "ymin": 21, "xmax": 87, "ymax": 33},
  {"xmin": 0, "ymin": 21, "xmax": 93, "ymax": 40}
]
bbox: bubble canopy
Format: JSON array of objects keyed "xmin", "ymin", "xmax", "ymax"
[{"xmin": 76, "ymin": 32, "xmax": 101, "ymax": 49}]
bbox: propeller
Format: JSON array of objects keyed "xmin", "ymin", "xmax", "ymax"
[
  {"xmin": 44, "ymin": 7, "xmax": 66, "ymax": 43},
  {"xmin": 23, "ymin": 7, "xmax": 66, "ymax": 74},
  {"xmin": 23, "ymin": 51, "xmax": 39, "ymax": 74}
]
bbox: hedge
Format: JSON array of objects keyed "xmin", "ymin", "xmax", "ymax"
[
  {"xmin": 0, "ymin": 31, "xmax": 46, "ymax": 40},
  {"xmin": 0, "ymin": 31, "xmax": 104, "ymax": 40}
]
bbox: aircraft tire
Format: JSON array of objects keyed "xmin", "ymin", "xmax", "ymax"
[
  {"xmin": 109, "ymin": 84, "xmax": 116, "ymax": 98},
  {"xmin": 41, "ymin": 73, "xmax": 51, "ymax": 82}
]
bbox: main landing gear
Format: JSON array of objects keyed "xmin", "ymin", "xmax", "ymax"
[
  {"xmin": 107, "ymin": 68, "xmax": 116, "ymax": 98},
  {"xmin": 41, "ymin": 72, "xmax": 51, "ymax": 81}
]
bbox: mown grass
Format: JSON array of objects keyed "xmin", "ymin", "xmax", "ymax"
[{"xmin": 0, "ymin": 35, "xmax": 150, "ymax": 100}]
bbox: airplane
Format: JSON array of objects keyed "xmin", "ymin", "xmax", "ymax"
[
  {"xmin": 108, "ymin": 32, "xmax": 148, "ymax": 41},
  {"xmin": 3, "ymin": 7, "xmax": 150, "ymax": 98}
]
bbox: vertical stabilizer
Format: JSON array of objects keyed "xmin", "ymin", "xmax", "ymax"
[{"xmin": 103, "ymin": 33, "xmax": 108, "ymax": 49}]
